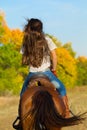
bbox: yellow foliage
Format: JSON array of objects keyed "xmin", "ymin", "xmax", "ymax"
[
  {"xmin": 1, "ymin": 25, "xmax": 11, "ymax": 44},
  {"xmin": 13, "ymin": 74, "xmax": 23, "ymax": 83},
  {"xmin": 0, "ymin": 11, "xmax": 23, "ymax": 47},
  {"xmin": 56, "ymin": 47, "xmax": 77, "ymax": 88},
  {"xmin": 1, "ymin": 25, "xmax": 23, "ymax": 49},
  {"xmin": 11, "ymin": 29, "xmax": 23, "ymax": 48},
  {"xmin": 77, "ymin": 56, "xmax": 87, "ymax": 63}
]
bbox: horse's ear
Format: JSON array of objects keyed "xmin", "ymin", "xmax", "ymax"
[
  {"xmin": 28, "ymin": 80, "xmax": 42, "ymax": 88},
  {"xmin": 28, "ymin": 76, "xmax": 56, "ymax": 90},
  {"xmin": 39, "ymin": 78, "xmax": 56, "ymax": 89},
  {"xmin": 28, "ymin": 81, "xmax": 38, "ymax": 88},
  {"xmin": 37, "ymin": 81, "xmax": 41, "ymax": 86}
]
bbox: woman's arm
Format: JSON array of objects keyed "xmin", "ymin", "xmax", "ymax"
[{"xmin": 50, "ymin": 49, "xmax": 57, "ymax": 71}]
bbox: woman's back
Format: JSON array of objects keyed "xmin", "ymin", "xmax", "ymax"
[{"xmin": 22, "ymin": 18, "xmax": 50, "ymax": 68}]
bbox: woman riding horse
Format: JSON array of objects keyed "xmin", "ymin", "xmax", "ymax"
[
  {"xmin": 20, "ymin": 18, "xmax": 70, "ymax": 117},
  {"xmin": 13, "ymin": 18, "xmax": 86, "ymax": 130}
]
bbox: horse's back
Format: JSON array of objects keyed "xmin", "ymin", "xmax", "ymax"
[{"xmin": 20, "ymin": 77, "xmax": 66, "ymax": 119}]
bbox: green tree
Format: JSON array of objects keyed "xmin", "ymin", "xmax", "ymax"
[
  {"xmin": 0, "ymin": 10, "xmax": 6, "ymax": 41},
  {"xmin": 0, "ymin": 44, "xmax": 28, "ymax": 95},
  {"xmin": 76, "ymin": 56, "xmax": 87, "ymax": 86}
]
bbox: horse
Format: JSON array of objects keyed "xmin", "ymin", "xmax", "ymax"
[{"xmin": 14, "ymin": 74, "xmax": 86, "ymax": 130}]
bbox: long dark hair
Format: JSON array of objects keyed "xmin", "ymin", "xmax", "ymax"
[{"xmin": 22, "ymin": 18, "xmax": 50, "ymax": 67}]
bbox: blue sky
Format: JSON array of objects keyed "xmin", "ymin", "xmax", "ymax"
[{"xmin": 0, "ymin": 0, "xmax": 87, "ymax": 57}]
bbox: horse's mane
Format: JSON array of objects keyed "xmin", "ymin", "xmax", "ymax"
[{"xmin": 20, "ymin": 86, "xmax": 85, "ymax": 130}]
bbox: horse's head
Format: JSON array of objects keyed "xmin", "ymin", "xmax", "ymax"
[{"xmin": 28, "ymin": 74, "xmax": 56, "ymax": 90}]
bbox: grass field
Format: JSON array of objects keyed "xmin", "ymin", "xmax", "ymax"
[{"xmin": 0, "ymin": 86, "xmax": 87, "ymax": 130}]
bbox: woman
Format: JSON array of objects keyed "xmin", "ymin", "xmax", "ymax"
[{"xmin": 20, "ymin": 18, "xmax": 69, "ymax": 117}]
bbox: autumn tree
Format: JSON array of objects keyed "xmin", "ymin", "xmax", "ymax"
[
  {"xmin": 63, "ymin": 42, "xmax": 76, "ymax": 57},
  {"xmin": 56, "ymin": 47, "xmax": 77, "ymax": 88},
  {"xmin": 11, "ymin": 29, "xmax": 23, "ymax": 49},
  {"xmin": 0, "ymin": 10, "xmax": 23, "ymax": 48},
  {"xmin": 0, "ymin": 10, "xmax": 12, "ymax": 45}
]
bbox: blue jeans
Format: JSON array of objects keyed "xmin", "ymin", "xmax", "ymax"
[{"xmin": 20, "ymin": 70, "xmax": 66, "ymax": 97}]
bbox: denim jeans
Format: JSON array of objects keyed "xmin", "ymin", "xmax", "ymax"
[{"xmin": 20, "ymin": 70, "xmax": 66, "ymax": 97}]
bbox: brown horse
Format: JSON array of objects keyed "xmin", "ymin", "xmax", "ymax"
[{"xmin": 18, "ymin": 75, "xmax": 86, "ymax": 130}]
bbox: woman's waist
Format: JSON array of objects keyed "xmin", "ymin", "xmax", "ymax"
[{"xmin": 29, "ymin": 63, "xmax": 50, "ymax": 72}]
